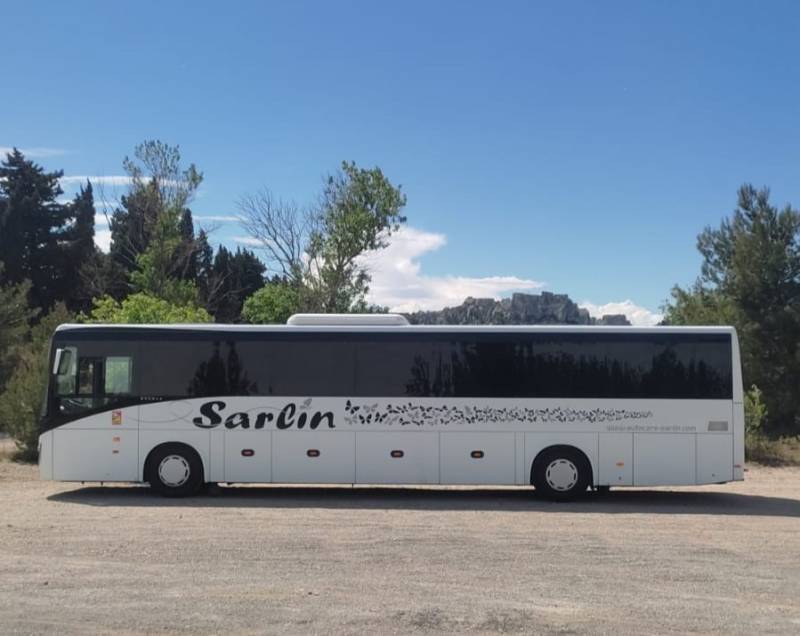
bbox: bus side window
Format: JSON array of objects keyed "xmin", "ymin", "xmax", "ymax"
[
  {"xmin": 105, "ymin": 356, "xmax": 132, "ymax": 394},
  {"xmin": 77, "ymin": 358, "xmax": 103, "ymax": 396}
]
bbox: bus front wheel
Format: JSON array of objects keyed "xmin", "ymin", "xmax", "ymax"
[
  {"xmin": 532, "ymin": 446, "xmax": 591, "ymax": 502},
  {"xmin": 145, "ymin": 443, "xmax": 204, "ymax": 497}
]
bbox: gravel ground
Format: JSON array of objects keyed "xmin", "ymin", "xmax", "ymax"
[{"xmin": 0, "ymin": 445, "xmax": 799, "ymax": 635}]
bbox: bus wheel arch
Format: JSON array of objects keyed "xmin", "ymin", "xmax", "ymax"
[
  {"xmin": 144, "ymin": 442, "xmax": 205, "ymax": 497},
  {"xmin": 530, "ymin": 445, "xmax": 593, "ymax": 501}
]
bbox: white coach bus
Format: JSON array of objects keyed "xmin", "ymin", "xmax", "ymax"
[{"xmin": 38, "ymin": 315, "xmax": 744, "ymax": 500}]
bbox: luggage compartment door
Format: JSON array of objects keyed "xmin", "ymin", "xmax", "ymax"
[
  {"xmin": 225, "ymin": 431, "xmax": 272, "ymax": 483},
  {"xmin": 356, "ymin": 432, "xmax": 439, "ymax": 484},
  {"xmin": 273, "ymin": 431, "xmax": 355, "ymax": 483},
  {"xmin": 441, "ymin": 432, "xmax": 515, "ymax": 485}
]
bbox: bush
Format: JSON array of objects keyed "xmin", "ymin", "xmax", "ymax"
[
  {"xmin": 0, "ymin": 304, "xmax": 72, "ymax": 461},
  {"xmin": 744, "ymin": 384, "xmax": 800, "ymax": 465},
  {"xmin": 241, "ymin": 284, "xmax": 299, "ymax": 324},
  {"xmin": 84, "ymin": 293, "xmax": 212, "ymax": 324}
]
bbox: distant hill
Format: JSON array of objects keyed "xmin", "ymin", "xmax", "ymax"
[{"xmin": 404, "ymin": 292, "xmax": 630, "ymax": 326}]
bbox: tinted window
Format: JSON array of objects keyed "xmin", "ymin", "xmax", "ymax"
[
  {"xmin": 113, "ymin": 330, "xmax": 733, "ymax": 400},
  {"xmin": 354, "ymin": 332, "xmax": 732, "ymax": 399},
  {"xmin": 137, "ymin": 335, "xmax": 354, "ymax": 397},
  {"xmin": 139, "ymin": 339, "xmax": 260, "ymax": 397}
]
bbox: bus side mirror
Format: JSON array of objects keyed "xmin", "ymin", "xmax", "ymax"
[{"xmin": 54, "ymin": 348, "xmax": 72, "ymax": 375}]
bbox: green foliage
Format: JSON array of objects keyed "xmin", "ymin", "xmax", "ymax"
[
  {"xmin": 111, "ymin": 141, "xmax": 204, "ymax": 304},
  {"xmin": 242, "ymin": 283, "xmax": 300, "ymax": 324},
  {"xmin": 741, "ymin": 384, "xmax": 800, "ymax": 465},
  {"xmin": 84, "ymin": 293, "xmax": 211, "ymax": 324},
  {"xmin": 744, "ymin": 385, "xmax": 767, "ymax": 437},
  {"xmin": 0, "ymin": 304, "xmax": 72, "ymax": 461},
  {"xmin": 204, "ymin": 246, "xmax": 266, "ymax": 322},
  {"xmin": 0, "ymin": 267, "xmax": 38, "ymax": 397},
  {"xmin": 662, "ymin": 283, "xmax": 738, "ymax": 326},
  {"xmin": 0, "ymin": 149, "xmax": 89, "ymax": 312},
  {"xmin": 309, "ymin": 161, "xmax": 407, "ymax": 312},
  {"xmin": 664, "ymin": 184, "xmax": 800, "ymax": 435},
  {"xmin": 239, "ymin": 160, "xmax": 406, "ymax": 314}
]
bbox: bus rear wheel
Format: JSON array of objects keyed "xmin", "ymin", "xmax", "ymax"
[
  {"xmin": 532, "ymin": 447, "xmax": 591, "ymax": 502},
  {"xmin": 146, "ymin": 443, "xmax": 204, "ymax": 497}
]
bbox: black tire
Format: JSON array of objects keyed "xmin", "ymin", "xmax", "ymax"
[
  {"xmin": 532, "ymin": 446, "xmax": 591, "ymax": 502},
  {"xmin": 146, "ymin": 443, "xmax": 204, "ymax": 497}
]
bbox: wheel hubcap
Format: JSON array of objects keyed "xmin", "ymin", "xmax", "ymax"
[
  {"xmin": 545, "ymin": 459, "xmax": 578, "ymax": 492},
  {"xmin": 158, "ymin": 455, "xmax": 190, "ymax": 487}
]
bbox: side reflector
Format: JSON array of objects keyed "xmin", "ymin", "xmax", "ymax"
[
  {"xmin": 708, "ymin": 420, "xmax": 729, "ymax": 432},
  {"xmin": 615, "ymin": 461, "xmax": 625, "ymax": 467},
  {"xmin": 390, "ymin": 450, "xmax": 404, "ymax": 458},
  {"xmin": 112, "ymin": 436, "xmax": 121, "ymax": 443},
  {"xmin": 470, "ymin": 450, "xmax": 484, "ymax": 459},
  {"xmin": 307, "ymin": 449, "xmax": 320, "ymax": 458},
  {"xmin": 241, "ymin": 449, "xmax": 255, "ymax": 457}
]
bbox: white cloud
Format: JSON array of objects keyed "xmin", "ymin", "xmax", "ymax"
[
  {"xmin": 232, "ymin": 236, "xmax": 263, "ymax": 246},
  {"xmin": 361, "ymin": 226, "xmax": 544, "ymax": 312},
  {"xmin": 0, "ymin": 146, "xmax": 67, "ymax": 158},
  {"xmin": 194, "ymin": 215, "xmax": 240, "ymax": 222},
  {"xmin": 60, "ymin": 175, "xmax": 134, "ymax": 187},
  {"xmin": 580, "ymin": 300, "xmax": 663, "ymax": 326},
  {"xmin": 94, "ymin": 214, "xmax": 110, "ymax": 227},
  {"xmin": 94, "ymin": 229, "xmax": 112, "ymax": 253}
]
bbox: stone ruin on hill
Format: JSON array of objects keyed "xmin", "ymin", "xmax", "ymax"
[{"xmin": 404, "ymin": 292, "xmax": 630, "ymax": 326}]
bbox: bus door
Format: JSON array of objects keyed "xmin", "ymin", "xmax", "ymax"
[{"xmin": 49, "ymin": 340, "xmax": 140, "ymax": 482}]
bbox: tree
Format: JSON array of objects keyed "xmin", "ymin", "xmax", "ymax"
[
  {"xmin": 239, "ymin": 160, "xmax": 406, "ymax": 312},
  {"xmin": 662, "ymin": 283, "xmax": 738, "ymax": 327},
  {"xmin": 664, "ymin": 185, "xmax": 800, "ymax": 434},
  {"xmin": 203, "ymin": 246, "xmax": 265, "ymax": 322},
  {"xmin": 64, "ymin": 182, "xmax": 99, "ymax": 312},
  {"xmin": 0, "ymin": 149, "xmax": 77, "ymax": 311},
  {"xmin": 0, "ymin": 265, "xmax": 37, "ymax": 397},
  {"xmin": 108, "ymin": 140, "xmax": 204, "ymax": 303},
  {"xmin": 84, "ymin": 293, "xmax": 211, "ymax": 324},
  {"xmin": 0, "ymin": 304, "xmax": 72, "ymax": 460},
  {"xmin": 241, "ymin": 282, "xmax": 300, "ymax": 324}
]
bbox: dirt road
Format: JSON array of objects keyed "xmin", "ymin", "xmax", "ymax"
[{"xmin": 0, "ymin": 456, "xmax": 798, "ymax": 635}]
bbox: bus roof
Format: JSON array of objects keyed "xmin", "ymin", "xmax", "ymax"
[{"xmin": 53, "ymin": 323, "xmax": 737, "ymax": 336}]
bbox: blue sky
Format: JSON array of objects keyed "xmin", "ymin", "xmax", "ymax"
[{"xmin": 3, "ymin": 1, "xmax": 799, "ymax": 323}]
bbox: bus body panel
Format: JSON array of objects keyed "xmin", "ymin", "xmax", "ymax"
[
  {"xmin": 355, "ymin": 431, "xmax": 439, "ymax": 484},
  {"xmin": 38, "ymin": 430, "xmax": 53, "ymax": 481},
  {"xmin": 440, "ymin": 432, "xmax": 516, "ymax": 485},
  {"xmin": 598, "ymin": 433, "xmax": 633, "ymax": 486},
  {"xmin": 225, "ymin": 430, "xmax": 272, "ymax": 483},
  {"xmin": 53, "ymin": 428, "xmax": 139, "ymax": 482},
  {"xmin": 697, "ymin": 433, "xmax": 733, "ymax": 483},
  {"xmin": 733, "ymin": 401, "xmax": 745, "ymax": 481},
  {"xmin": 633, "ymin": 433, "xmax": 696, "ymax": 486},
  {"xmin": 50, "ymin": 406, "xmax": 139, "ymax": 482},
  {"xmin": 273, "ymin": 431, "xmax": 355, "ymax": 483}
]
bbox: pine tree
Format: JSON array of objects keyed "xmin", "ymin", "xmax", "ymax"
[
  {"xmin": 0, "ymin": 149, "xmax": 73, "ymax": 311},
  {"xmin": 205, "ymin": 246, "xmax": 265, "ymax": 322}
]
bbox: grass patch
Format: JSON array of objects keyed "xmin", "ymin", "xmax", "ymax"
[{"xmin": 746, "ymin": 433, "xmax": 800, "ymax": 466}]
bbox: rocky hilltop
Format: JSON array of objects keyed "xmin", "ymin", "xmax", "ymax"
[{"xmin": 405, "ymin": 292, "xmax": 630, "ymax": 326}]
